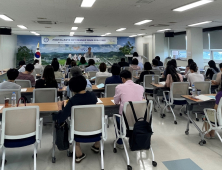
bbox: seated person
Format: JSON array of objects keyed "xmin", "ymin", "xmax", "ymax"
[
  {"xmin": 171, "ymin": 59, "xmax": 181, "ymax": 73},
  {"xmin": 155, "ymin": 56, "xmax": 163, "ymax": 66},
  {"xmin": 114, "ymin": 70, "xmax": 144, "ymax": 148},
  {"xmin": 85, "ymin": 59, "xmax": 99, "ymax": 72},
  {"xmin": 33, "ymin": 59, "xmax": 44, "ymax": 73},
  {"xmin": 165, "ymin": 65, "xmax": 183, "ymax": 88},
  {"xmin": 133, "ymin": 52, "xmax": 143, "ymax": 70},
  {"xmin": 78, "ymin": 57, "xmax": 88, "ymax": 66},
  {"xmin": 162, "ymin": 60, "xmax": 171, "ymax": 78},
  {"xmin": 51, "ymin": 60, "xmax": 63, "ymax": 79},
  {"xmin": 35, "ymin": 65, "xmax": 58, "ymax": 89},
  {"xmin": 185, "ymin": 59, "xmax": 194, "ymax": 78},
  {"xmin": 57, "ymin": 76, "xmax": 98, "ymax": 162},
  {"xmin": 206, "ymin": 60, "xmax": 220, "ymax": 80},
  {"xmin": 105, "ymin": 64, "xmax": 122, "ymax": 85},
  {"xmin": 136, "ymin": 62, "xmax": 154, "ymax": 84},
  {"xmin": 118, "ymin": 58, "xmax": 129, "ymax": 68},
  {"xmin": 152, "ymin": 59, "xmax": 160, "ymax": 70},
  {"xmin": 17, "ymin": 63, "xmax": 36, "ymax": 86},
  {"xmin": 211, "ymin": 63, "xmax": 222, "ymax": 89},
  {"xmin": 187, "ymin": 62, "xmax": 204, "ymax": 86},
  {"xmin": 96, "ymin": 63, "xmax": 112, "ymax": 77},
  {"xmin": 18, "ymin": 60, "xmax": 26, "ymax": 72},
  {"xmin": 130, "ymin": 58, "xmax": 140, "ymax": 70},
  {"xmin": 0, "ymin": 69, "xmax": 21, "ymax": 89},
  {"xmin": 66, "ymin": 58, "xmax": 72, "ymax": 67},
  {"xmin": 67, "ymin": 68, "xmax": 92, "ymax": 98}
]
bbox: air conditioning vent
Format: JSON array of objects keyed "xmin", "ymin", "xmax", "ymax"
[
  {"xmin": 34, "ymin": 21, "xmax": 57, "ymax": 24},
  {"xmin": 136, "ymin": 0, "xmax": 155, "ymax": 3}
]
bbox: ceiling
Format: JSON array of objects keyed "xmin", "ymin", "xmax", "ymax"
[{"xmin": 0, "ymin": 0, "xmax": 222, "ymax": 36}]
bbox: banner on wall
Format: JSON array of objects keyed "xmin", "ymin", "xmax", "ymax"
[{"xmin": 41, "ymin": 36, "xmax": 117, "ymax": 45}]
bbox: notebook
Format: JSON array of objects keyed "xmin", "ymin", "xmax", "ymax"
[
  {"xmin": 159, "ymin": 82, "xmax": 166, "ymax": 86},
  {"xmin": 111, "ymin": 100, "xmax": 115, "ymax": 104},
  {"xmin": 97, "ymin": 98, "xmax": 103, "ymax": 104},
  {"xmin": 96, "ymin": 83, "xmax": 105, "ymax": 89},
  {"xmin": 195, "ymin": 95, "xmax": 215, "ymax": 101},
  {"xmin": 21, "ymin": 88, "xmax": 27, "ymax": 92}
]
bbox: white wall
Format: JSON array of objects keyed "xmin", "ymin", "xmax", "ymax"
[
  {"xmin": 0, "ymin": 35, "xmax": 17, "ymax": 70},
  {"xmin": 135, "ymin": 36, "xmax": 153, "ymax": 63}
]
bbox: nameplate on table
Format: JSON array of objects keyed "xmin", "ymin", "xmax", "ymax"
[
  {"xmin": 97, "ymin": 98, "xmax": 103, "ymax": 104},
  {"xmin": 96, "ymin": 83, "xmax": 104, "ymax": 89},
  {"xmin": 21, "ymin": 88, "xmax": 27, "ymax": 92}
]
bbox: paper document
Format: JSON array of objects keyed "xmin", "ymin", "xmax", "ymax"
[
  {"xmin": 195, "ymin": 95, "xmax": 215, "ymax": 101},
  {"xmin": 111, "ymin": 100, "xmax": 115, "ymax": 104},
  {"xmin": 188, "ymin": 87, "xmax": 192, "ymax": 90},
  {"xmin": 91, "ymin": 77, "xmax": 96, "ymax": 80},
  {"xmin": 208, "ymin": 96, "xmax": 216, "ymax": 100},
  {"xmin": 21, "ymin": 88, "xmax": 27, "ymax": 92},
  {"xmin": 159, "ymin": 82, "xmax": 166, "ymax": 86},
  {"xmin": 0, "ymin": 106, "xmax": 3, "ymax": 110},
  {"xmin": 97, "ymin": 83, "xmax": 104, "ymax": 89},
  {"xmin": 97, "ymin": 98, "xmax": 103, "ymax": 104}
]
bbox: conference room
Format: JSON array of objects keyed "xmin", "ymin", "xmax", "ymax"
[{"xmin": 0, "ymin": 0, "xmax": 222, "ymax": 170}]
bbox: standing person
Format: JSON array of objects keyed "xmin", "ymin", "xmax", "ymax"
[
  {"xmin": 57, "ymin": 76, "xmax": 99, "ymax": 163},
  {"xmin": 85, "ymin": 59, "xmax": 99, "ymax": 72},
  {"xmin": 35, "ymin": 65, "xmax": 58, "ymax": 89},
  {"xmin": 85, "ymin": 47, "xmax": 94, "ymax": 58},
  {"xmin": 114, "ymin": 70, "xmax": 144, "ymax": 148},
  {"xmin": 118, "ymin": 58, "xmax": 129, "ymax": 68},
  {"xmin": 78, "ymin": 57, "xmax": 88, "ymax": 66},
  {"xmin": 206, "ymin": 60, "xmax": 220, "ymax": 80},
  {"xmin": 133, "ymin": 52, "xmax": 143, "ymax": 70},
  {"xmin": 136, "ymin": 62, "xmax": 154, "ymax": 84},
  {"xmin": 152, "ymin": 59, "xmax": 160, "ymax": 70},
  {"xmin": 0, "ymin": 69, "xmax": 21, "ymax": 89},
  {"xmin": 33, "ymin": 59, "xmax": 44, "ymax": 73},
  {"xmin": 51, "ymin": 60, "xmax": 63, "ymax": 79},
  {"xmin": 66, "ymin": 58, "xmax": 72, "ymax": 67},
  {"xmin": 187, "ymin": 62, "xmax": 204, "ymax": 86},
  {"xmin": 165, "ymin": 65, "xmax": 183, "ymax": 88},
  {"xmin": 130, "ymin": 58, "xmax": 140, "ymax": 70},
  {"xmin": 105, "ymin": 64, "xmax": 122, "ymax": 85},
  {"xmin": 96, "ymin": 63, "xmax": 112, "ymax": 77},
  {"xmin": 211, "ymin": 63, "xmax": 222, "ymax": 89},
  {"xmin": 18, "ymin": 60, "xmax": 26, "ymax": 72},
  {"xmin": 155, "ymin": 56, "xmax": 163, "ymax": 66},
  {"xmin": 17, "ymin": 63, "xmax": 36, "ymax": 86}
]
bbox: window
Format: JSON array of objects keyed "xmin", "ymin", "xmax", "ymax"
[
  {"xmin": 203, "ymin": 51, "xmax": 211, "ymax": 60},
  {"xmin": 171, "ymin": 50, "xmax": 187, "ymax": 60},
  {"xmin": 213, "ymin": 51, "xmax": 222, "ymax": 61}
]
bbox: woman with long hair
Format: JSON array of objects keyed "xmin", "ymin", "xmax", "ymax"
[
  {"xmin": 35, "ymin": 65, "xmax": 58, "ymax": 88},
  {"xmin": 51, "ymin": 60, "xmax": 63, "ymax": 79},
  {"xmin": 165, "ymin": 65, "xmax": 183, "ymax": 88},
  {"xmin": 78, "ymin": 57, "xmax": 88, "ymax": 66},
  {"xmin": 206, "ymin": 60, "xmax": 220, "ymax": 79},
  {"xmin": 96, "ymin": 63, "xmax": 111, "ymax": 77}
]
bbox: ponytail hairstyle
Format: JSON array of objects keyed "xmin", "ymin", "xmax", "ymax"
[
  {"xmin": 33, "ymin": 59, "xmax": 39, "ymax": 65},
  {"xmin": 189, "ymin": 62, "xmax": 198, "ymax": 72}
]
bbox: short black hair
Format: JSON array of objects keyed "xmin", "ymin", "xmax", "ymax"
[
  {"xmin": 188, "ymin": 59, "xmax": 194, "ymax": 66},
  {"xmin": 190, "ymin": 62, "xmax": 198, "ymax": 72},
  {"xmin": 144, "ymin": 62, "xmax": 152, "ymax": 70},
  {"xmin": 132, "ymin": 58, "xmax": 138, "ymax": 65},
  {"xmin": 19, "ymin": 60, "xmax": 25, "ymax": 66},
  {"xmin": 88, "ymin": 59, "xmax": 95, "ymax": 66},
  {"xmin": 155, "ymin": 56, "xmax": 160, "ymax": 61},
  {"xmin": 7, "ymin": 69, "xmax": 19, "ymax": 80},
  {"xmin": 25, "ymin": 64, "xmax": 34, "ymax": 72},
  {"xmin": 121, "ymin": 58, "xmax": 125, "ymax": 62},
  {"xmin": 133, "ymin": 52, "xmax": 139, "ymax": 57},
  {"xmin": 111, "ymin": 64, "xmax": 121, "ymax": 75},
  {"xmin": 152, "ymin": 59, "xmax": 158, "ymax": 66},
  {"xmin": 51, "ymin": 61, "xmax": 60, "ymax": 71},
  {"xmin": 69, "ymin": 75, "xmax": 87, "ymax": 93},
  {"xmin": 66, "ymin": 58, "xmax": 72, "ymax": 65},
  {"xmin": 120, "ymin": 70, "xmax": 132, "ymax": 79},
  {"xmin": 219, "ymin": 63, "xmax": 222, "ymax": 69},
  {"xmin": 99, "ymin": 63, "xmax": 107, "ymax": 72}
]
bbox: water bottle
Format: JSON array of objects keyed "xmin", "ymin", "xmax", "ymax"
[
  {"xmin": 11, "ymin": 92, "xmax": 16, "ymax": 107},
  {"xmin": 192, "ymin": 84, "xmax": 196, "ymax": 97},
  {"xmin": 61, "ymin": 78, "xmax": 64, "ymax": 88},
  {"xmin": 152, "ymin": 75, "xmax": 155, "ymax": 84}
]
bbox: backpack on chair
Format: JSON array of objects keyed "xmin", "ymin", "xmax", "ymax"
[{"xmin": 123, "ymin": 101, "xmax": 153, "ymax": 151}]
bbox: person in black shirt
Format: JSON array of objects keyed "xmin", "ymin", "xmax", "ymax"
[
  {"xmin": 206, "ymin": 60, "xmax": 220, "ymax": 80},
  {"xmin": 118, "ymin": 58, "xmax": 129, "ymax": 67},
  {"xmin": 35, "ymin": 65, "xmax": 58, "ymax": 89},
  {"xmin": 136, "ymin": 62, "xmax": 154, "ymax": 84},
  {"xmin": 105, "ymin": 64, "xmax": 122, "ymax": 85},
  {"xmin": 57, "ymin": 75, "xmax": 98, "ymax": 163},
  {"xmin": 155, "ymin": 56, "xmax": 163, "ymax": 66}
]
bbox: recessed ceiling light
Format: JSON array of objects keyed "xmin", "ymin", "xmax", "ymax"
[
  {"xmin": 129, "ymin": 35, "xmax": 137, "ymax": 37},
  {"xmin": 17, "ymin": 25, "xmax": 27, "ymax": 29},
  {"xmin": 101, "ymin": 35, "xmax": 106, "ymax": 36},
  {"xmin": 74, "ymin": 17, "xmax": 84, "ymax": 23},
  {"xmin": 70, "ymin": 32, "xmax": 75, "ymax": 36},
  {"xmin": 188, "ymin": 21, "xmax": 212, "ymax": 26},
  {"xmin": 105, "ymin": 33, "xmax": 111, "ymax": 35},
  {"xmin": 135, "ymin": 20, "xmax": 152, "ymax": 25},
  {"xmin": 0, "ymin": 15, "xmax": 13, "ymax": 21},
  {"xmin": 116, "ymin": 28, "xmax": 126, "ymax": 32},
  {"xmin": 71, "ymin": 27, "xmax": 78, "ymax": 30},
  {"xmin": 137, "ymin": 34, "xmax": 145, "ymax": 36},
  {"xmin": 157, "ymin": 29, "xmax": 171, "ymax": 32},
  {"xmin": 173, "ymin": 0, "xmax": 214, "ymax": 12},
  {"xmin": 30, "ymin": 31, "xmax": 40, "ymax": 36},
  {"xmin": 81, "ymin": 0, "xmax": 96, "ymax": 7}
]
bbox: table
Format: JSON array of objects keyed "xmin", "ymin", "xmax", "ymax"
[
  {"xmin": 0, "ymin": 102, "xmax": 58, "ymax": 114},
  {"xmin": 21, "ymin": 87, "xmax": 67, "ymax": 93},
  {"xmin": 0, "ymin": 69, "xmax": 9, "ymax": 82},
  {"xmin": 181, "ymin": 94, "xmax": 216, "ymax": 146},
  {"xmin": 92, "ymin": 85, "xmax": 104, "ymax": 91}
]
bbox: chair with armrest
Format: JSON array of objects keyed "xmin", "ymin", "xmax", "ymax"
[
  {"xmin": 151, "ymin": 70, "xmax": 161, "ymax": 76},
  {"xmin": 70, "ymin": 87, "xmax": 92, "ymax": 98},
  {"xmin": 68, "ymin": 105, "xmax": 107, "ymax": 170},
  {"xmin": 88, "ymin": 71, "xmax": 97, "ymax": 79},
  {"xmin": 33, "ymin": 88, "xmax": 57, "ymax": 103},
  {"xmin": 113, "ymin": 100, "xmax": 157, "ymax": 169},
  {"xmin": 95, "ymin": 76, "xmax": 111, "ymax": 85},
  {"xmin": 163, "ymin": 82, "xmax": 189, "ymax": 124},
  {"xmin": 35, "ymin": 68, "xmax": 42, "ymax": 75},
  {"xmin": 0, "ymin": 106, "xmax": 43, "ymax": 170},
  {"xmin": 0, "ymin": 89, "xmax": 21, "ymax": 104},
  {"xmin": 15, "ymin": 80, "xmax": 31, "ymax": 88}
]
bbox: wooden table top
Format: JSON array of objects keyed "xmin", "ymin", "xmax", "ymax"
[
  {"xmin": 0, "ymin": 102, "xmax": 58, "ymax": 114},
  {"xmin": 21, "ymin": 86, "xmax": 67, "ymax": 93},
  {"xmin": 181, "ymin": 94, "xmax": 216, "ymax": 103},
  {"xmin": 92, "ymin": 85, "xmax": 104, "ymax": 90},
  {"xmin": 151, "ymin": 83, "xmax": 165, "ymax": 88},
  {"xmin": 133, "ymin": 76, "xmax": 139, "ymax": 79},
  {"xmin": 0, "ymin": 69, "xmax": 9, "ymax": 76}
]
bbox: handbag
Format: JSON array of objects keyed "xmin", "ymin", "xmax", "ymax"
[
  {"xmin": 17, "ymin": 97, "xmax": 26, "ymax": 107},
  {"xmin": 55, "ymin": 120, "xmax": 69, "ymax": 151}
]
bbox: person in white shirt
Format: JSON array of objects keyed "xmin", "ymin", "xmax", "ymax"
[
  {"xmin": 33, "ymin": 59, "xmax": 44, "ymax": 73},
  {"xmin": 85, "ymin": 47, "xmax": 93, "ymax": 58},
  {"xmin": 18, "ymin": 60, "xmax": 26, "ymax": 72},
  {"xmin": 0, "ymin": 69, "xmax": 21, "ymax": 89},
  {"xmin": 187, "ymin": 62, "xmax": 204, "ymax": 86},
  {"xmin": 96, "ymin": 63, "xmax": 112, "ymax": 77}
]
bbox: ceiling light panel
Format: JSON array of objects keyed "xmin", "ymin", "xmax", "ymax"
[
  {"xmin": 173, "ymin": 0, "xmax": 214, "ymax": 12},
  {"xmin": 81, "ymin": 0, "xmax": 96, "ymax": 7},
  {"xmin": 157, "ymin": 29, "xmax": 171, "ymax": 32},
  {"xmin": 17, "ymin": 25, "xmax": 27, "ymax": 29},
  {"xmin": 74, "ymin": 17, "xmax": 84, "ymax": 23},
  {"xmin": 0, "ymin": 15, "xmax": 13, "ymax": 21},
  {"xmin": 30, "ymin": 31, "xmax": 40, "ymax": 35},
  {"xmin": 116, "ymin": 28, "xmax": 126, "ymax": 31},
  {"xmin": 70, "ymin": 32, "xmax": 75, "ymax": 36},
  {"xmin": 188, "ymin": 21, "xmax": 212, "ymax": 26},
  {"xmin": 129, "ymin": 35, "xmax": 137, "ymax": 37},
  {"xmin": 134, "ymin": 20, "xmax": 152, "ymax": 25},
  {"xmin": 71, "ymin": 27, "xmax": 78, "ymax": 30}
]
